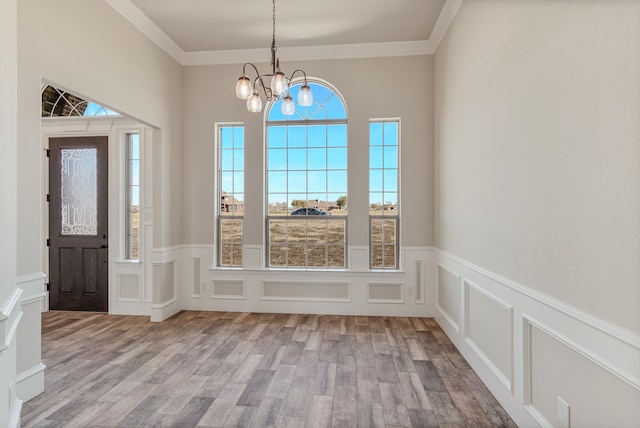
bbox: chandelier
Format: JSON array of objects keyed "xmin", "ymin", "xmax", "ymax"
[{"xmin": 235, "ymin": 0, "xmax": 313, "ymax": 115}]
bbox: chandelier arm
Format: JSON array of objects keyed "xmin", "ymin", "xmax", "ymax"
[
  {"xmin": 289, "ymin": 69, "xmax": 308, "ymax": 84},
  {"xmin": 254, "ymin": 73, "xmax": 275, "ymax": 101}
]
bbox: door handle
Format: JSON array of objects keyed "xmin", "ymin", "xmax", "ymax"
[{"xmin": 100, "ymin": 244, "xmax": 108, "ymax": 249}]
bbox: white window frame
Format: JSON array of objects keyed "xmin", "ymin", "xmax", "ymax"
[
  {"xmin": 369, "ymin": 118, "xmax": 400, "ymax": 269},
  {"xmin": 265, "ymin": 81, "xmax": 348, "ymax": 269},
  {"xmin": 215, "ymin": 123, "xmax": 245, "ymax": 267}
]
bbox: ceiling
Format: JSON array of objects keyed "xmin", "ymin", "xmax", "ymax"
[{"xmin": 106, "ymin": 0, "xmax": 462, "ymax": 65}]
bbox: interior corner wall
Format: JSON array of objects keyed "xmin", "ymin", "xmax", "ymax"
[{"xmin": 434, "ymin": 0, "xmax": 640, "ymax": 426}]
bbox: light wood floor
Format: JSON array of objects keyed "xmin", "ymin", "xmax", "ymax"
[{"xmin": 21, "ymin": 311, "xmax": 516, "ymax": 427}]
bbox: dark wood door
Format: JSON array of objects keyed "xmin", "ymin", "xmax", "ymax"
[{"xmin": 49, "ymin": 136, "xmax": 108, "ymax": 311}]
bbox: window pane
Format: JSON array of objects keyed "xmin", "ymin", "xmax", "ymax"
[
  {"xmin": 288, "ymin": 171, "xmax": 307, "ymax": 193},
  {"xmin": 268, "ymin": 126, "xmax": 286, "ymax": 148},
  {"xmin": 288, "ymin": 149, "xmax": 307, "ymax": 170},
  {"xmin": 383, "ymin": 146, "xmax": 397, "ymax": 167},
  {"xmin": 327, "ymin": 220, "xmax": 345, "ymax": 243},
  {"xmin": 287, "ymin": 244, "xmax": 306, "ymax": 266},
  {"xmin": 370, "ymin": 170, "xmax": 383, "ymax": 192},
  {"xmin": 288, "ymin": 126, "xmax": 306, "ymax": 148},
  {"xmin": 268, "ymin": 194, "xmax": 287, "ymax": 214},
  {"xmin": 234, "ymin": 127, "xmax": 245, "ymax": 148},
  {"xmin": 327, "ymin": 171, "xmax": 347, "ymax": 194},
  {"xmin": 269, "ymin": 244, "xmax": 287, "ymax": 266},
  {"xmin": 327, "ymin": 148, "xmax": 347, "ymax": 169},
  {"xmin": 268, "ymin": 149, "xmax": 287, "ymax": 170},
  {"xmin": 384, "ymin": 122, "xmax": 398, "ymax": 145},
  {"xmin": 220, "ymin": 127, "xmax": 233, "ymax": 148},
  {"xmin": 268, "ymin": 171, "xmax": 287, "ymax": 193},
  {"xmin": 328, "ymin": 125, "xmax": 347, "ymax": 147},
  {"xmin": 308, "ymin": 125, "xmax": 326, "ymax": 147},
  {"xmin": 328, "ymin": 245, "xmax": 345, "ymax": 268},
  {"xmin": 288, "ymin": 220, "xmax": 306, "ymax": 242},
  {"xmin": 308, "ymin": 245, "xmax": 327, "ymax": 267},
  {"xmin": 308, "ymin": 171, "xmax": 327, "ymax": 193},
  {"xmin": 383, "ymin": 170, "xmax": 398, "ymax": 190},
  {"xmin": 308, "ymin": 148, "xmax": 327, "ymax": 169},
  {"xmin": 221, "ymin": 172, "xmax": 234, "ymax": 193},
  {"xmin": 370, "ymin": 123, "xmax": 383, "ymax": 146},
  {"xmin": 370, "ymin": 146, "xmax": 383, "ymax": 169},
  {"xmin": 269, "ymin": 219, "xmax": 287, "ymax": 242}
]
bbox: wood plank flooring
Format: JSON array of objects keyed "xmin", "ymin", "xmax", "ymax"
[{"xmin": 21, "ymin": 311, "xmax": 516, "ymax": 427}]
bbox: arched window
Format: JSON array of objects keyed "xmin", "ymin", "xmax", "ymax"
[
  {"xmin": 266, "ymin": 81, "xmax": 347, "ymax": 268},
  {"xmin": 41, "ymin": 85, "xmax": 120, "ymax": 117}
]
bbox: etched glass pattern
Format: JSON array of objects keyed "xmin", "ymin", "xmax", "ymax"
[{"xmin": 61, "ymin": 148, "xmax": 98, "ymax": 235}]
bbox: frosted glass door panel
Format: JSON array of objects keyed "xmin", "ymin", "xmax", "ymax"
[{"xmin": 60, "ymin": 148, "xmax": 98, "ymax": 235}]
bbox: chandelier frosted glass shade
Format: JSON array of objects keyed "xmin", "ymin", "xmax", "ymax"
[
  {"xmin": 297, "ymin": 84, "xmax": 313, "ymax": 107},
  {"xmin": 271, "ymin": 69, "xmax": 288, "ymax": 97},
  {"xmin": 236, "ymin": 76, "xmax": 252, "ymax": 100},
  {"xmin": 247, "ymin": 91, "xmax": 263, "ymax": 113},
  {"xmin": 280, "ymin": 94, "xmax": 295, "ymax": 115}
]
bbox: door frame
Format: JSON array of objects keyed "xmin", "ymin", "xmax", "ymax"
[
  {"xmin": 48, "ymin": 135, "xmax": 109, "ymax": 311},
  {"xmin": 42, "ymin": 116, "xmax": 152, "ymax": 315}
]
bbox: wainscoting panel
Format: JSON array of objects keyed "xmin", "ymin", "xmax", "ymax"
[
  {"xmin": 465, "ymin": 280, "xmax": 513, "ymax": 391},
  {"xmin": 180, "ymin": 245, "xmax": 436, "ymax": 317},
  {"xmin": 262, "ymin": 281, "xmax": 351, "ymax": 303},
  {"xmin": 117, "ymin": 273, "xmax": 140, "ymax": 302},
  {"xmin": 435, "ymin": 250, "xmax": 640, "ymax": 428},
  {"xmin": 367, "ymin": 282, "xmax": 404, "ymax": 303},
  {"xmin": 437, "ymin": 264, "xmax": 461, "ymax": 333},
  {"xmin": 212, "ymin": 280, "xmax": 245, "ymax": 300},
  {"xmin": 525, "ymin": 317, "xmax": 640, "ymax": 427}
]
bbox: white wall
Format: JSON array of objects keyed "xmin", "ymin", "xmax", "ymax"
[
  {"xmin": 434, "ymin": 1, "xmax": 640, "ymax": 426},
  {"xmin": 0, "ymin": 0, "xmax": 22, "ymax": 424}
]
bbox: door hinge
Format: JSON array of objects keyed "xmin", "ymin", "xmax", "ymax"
[
  {"xmin": 46, "ymin": 194, "xmax": 50, "ymax": 202},
  {"xmin": 45, "ymin": 149, "xmax": 50, "ymax": 157},
  {"xmin": 46, "ymin": 238, "xmax": 50, "ymax": 247},
  {"xmin": 45, "ymin": 283, "xmax": 50, "ymax": 291}
]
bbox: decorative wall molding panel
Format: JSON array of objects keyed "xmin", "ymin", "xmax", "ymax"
[
  {"xmin": 435, "ymin": 250, "xmax": 640, "ymax": 427},
  {"xmin": 181, "ymin": 245, "xmax": 436, "ymax": 317}
]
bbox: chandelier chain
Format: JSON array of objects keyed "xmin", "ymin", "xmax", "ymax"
[{"xmin": 271, "ymin": 0, "xmax": 277, "ymax": 68}]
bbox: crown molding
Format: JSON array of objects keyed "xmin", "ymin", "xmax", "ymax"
[
  {"xmin": 104, "ymin": 0, "xmax": 185, "ymax": 64},
  {"xmin": 106, "ymin": 0, "xmax": 462, "ymax": 66},
  {"xmin": 429, "ymin": 0, "xmax": 463, "ymax": 52}
]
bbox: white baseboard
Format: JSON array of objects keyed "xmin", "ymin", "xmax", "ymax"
[
  {"xmin": 7, "ymin": 398, "xmax": 22, "ymax": 428},
  {"xmin": 17, "ymin": 363, "xmax": 45, "ymax": 402},
  {"xmin": 150, "ymin": 298, "xmax": 180, "ymax": 322}
]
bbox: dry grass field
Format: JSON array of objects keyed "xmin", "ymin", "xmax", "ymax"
[{"xmin": 220, "ymin": 212, "xmax": 397, "ymax": 268}]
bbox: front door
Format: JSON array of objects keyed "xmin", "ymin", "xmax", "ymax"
[{"xmin": 49, "ymin": 136, "xmax": 108, "ymax": 311}]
